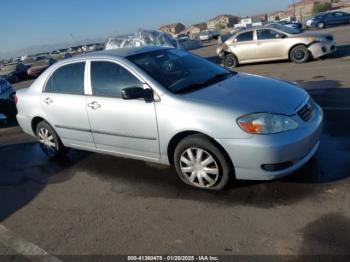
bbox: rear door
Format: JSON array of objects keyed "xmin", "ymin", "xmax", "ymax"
[
  {"xmin": 256, "ymin": 29, "xmax": 287, "ymax": 60},
  {"xmin": 41, "ymin": 62, "xmax": 95, "ymax": 148},
  {"xmin": 86, "ymin": 60, "xmax": 159, "ymax": 161},
  {"xmin": 230, "ymin": 30, "xmax": 256, "ymax": 62}
]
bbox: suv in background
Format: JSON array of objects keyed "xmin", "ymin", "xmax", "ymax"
[
  {"xmin": 0, "ymin": 63, "xmax": 29, "ymax": 83},
  {"xmin": 306, "ymin": 11, "xmax": 350, "ymax": 29},
  {"xmin": 0, "ymin": 78, "xmax": 16, "ymax": 119}
]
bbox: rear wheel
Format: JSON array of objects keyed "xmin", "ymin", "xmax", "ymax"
[
  {"xmin": 174, "ymin": 134, "xmax": 232, "ymax": 190},
  {"xmin": 224, "ymin": 53, "xmax": 238, "ymax": 69},
  {"xmin": 290, "ymin": 45, "xmax": 310, "ymax": 64},
  {"xmin": 36, "ymin": 121, "xmax": 66, "ymax": 158}
]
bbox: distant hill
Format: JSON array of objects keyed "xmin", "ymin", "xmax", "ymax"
[{"xmin": 0, "ymin": 38, "xmax": 107, "ymax": 60}]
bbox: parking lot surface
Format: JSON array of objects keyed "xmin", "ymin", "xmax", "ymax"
[{"xmin": 1, "ymin": 25, "xmax": 350, "ymax": 259}]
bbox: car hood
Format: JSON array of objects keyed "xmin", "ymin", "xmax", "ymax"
[{"xmin": 182, "ymin": 73, "xmax": 308, "ymax": 116}]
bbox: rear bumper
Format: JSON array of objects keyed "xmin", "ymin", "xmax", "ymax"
[
  {"xmin": 308, "ymin": 41, "xmax": 336, "ymax": 58},
  {"xmin": 217, "ymin": 103, "xmax": 323, "ymax": 180},
  {"xmin": 0, "ymin": 99, "xmax": 17, "ymax": 116}
]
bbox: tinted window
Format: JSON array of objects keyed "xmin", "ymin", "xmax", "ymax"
[
  {"xmin": 91, "ymin": 61, "xmax": 142, "ymax": 98},
  {"xmin": 257, "ymin": 29, "xmax": 280, "ymax": 40},
  {"xmin": 236, "ymin": 31, "xmax": 253, "ymax": 42},
  {"xmin": 334, "ymin": 12, "xmax": 344, "ymax": 17},
  {"xmin": 46, "ymin": 62, "xmax": 85, "ymax": 94}
]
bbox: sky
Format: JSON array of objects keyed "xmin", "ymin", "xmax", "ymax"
[{"xmin": 0, "ymin": 0, "xmax": 292, "ymax": 54}]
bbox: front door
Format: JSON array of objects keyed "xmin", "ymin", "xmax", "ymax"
[
  {"xmin": 230, "ymin": 30, "xmax": 257, "ymax": 62},
  {"xmin": 86, "ymin": 60, "xmax": 159, "ymax": 160}
]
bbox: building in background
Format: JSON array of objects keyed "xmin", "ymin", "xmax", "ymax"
[
  {"xmin": 159, "ymin": 23, "xmax": 186, "ymax": 35},
  {"xmin": 183, "ymin": 23, "xmax": 208, "ymax": 39},
  {"xmin": 207, "ymin": 14, "xmax": 239, "ymax": 29}
]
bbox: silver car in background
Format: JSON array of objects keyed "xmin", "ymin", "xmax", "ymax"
[
  {"xmin": 217, "ymin": 24, "xmax": 336, "ymax": 68},
  {"xmin": 16, "ymin": 47, "xmax": 323, "ymax": 190}
]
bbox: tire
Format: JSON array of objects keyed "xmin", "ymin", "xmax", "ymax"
[
  {"xmin": 36, "ymin": 121, "xmax": 66, "ymax": 158},
  {"xmin": 290, "ymin": 45, "xmax": 310, "ymax": 64},
  {"xmin": 224, "ymin": 53, "xmax": 239, "ymax": 69},
  {"xmin": 317, "ymin": 22, "xmax": 325, "ymax": 29},
  {"xmin": 174, "ymin": 134, "xmax": 232, "ymax": 190}
]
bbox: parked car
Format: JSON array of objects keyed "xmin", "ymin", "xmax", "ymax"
[
  {"xmin": 0, "ymin": 78, "xmax": 17, "ymax": 119},
  {"xmin": 209, "ymin": 28, "xmax": 220, "ymax": 39},
  {"xmin": 267, "ymin": 21, "xmax": 303, "ymax": 31},
  {"xmin": 217, "ymin": 25, "xmax": 336, "ymax": 68},
  {"xmin": 175, "ymin": 33, "xmax": 189, "ymax": 41},
  {"xmin": 0, "ymin": 63, "xmax": 29, "ymax": 83},
  {"xmin": 199, "ymin": 30, "xmax": 213, "ymax": 41},
  {"xmin": 27, "ymin": 58, "xmax": 57, "ymax": 79},
  {"xmin": 16, "ymin": 47, "xmax": 323, "ymax": 190},
  {"xmin": 306, "ymin": 11, "xmax": 350, "ymax": 29}
]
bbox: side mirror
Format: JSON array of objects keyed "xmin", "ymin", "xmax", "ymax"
[
  {"xmin": 277, "ymin": 33, "xmax": 286, "ymax": 39},
  {"xmin": 121, "ymin": 87, "xmax": 153, "ymax": 100}
]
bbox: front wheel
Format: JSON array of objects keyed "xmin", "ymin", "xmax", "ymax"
[
  {"xmin": 174, "ymin": 135, "xmax": 232, "ymax": 190},
  {"xmin": 290, "ymin": 45, "xmax": 310, "ymax": 64},
  {"xmin": 224, "ymin": 53, "xmax": 239, "ymax": 69},
  {"xmin": 36, "ymin": 121, "xmax": 66, "ymax": 158}
]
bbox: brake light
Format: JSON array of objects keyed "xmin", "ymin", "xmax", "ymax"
[{"xmin": 14, "ymin": 95, "xmax": 18, "ymax": 104}]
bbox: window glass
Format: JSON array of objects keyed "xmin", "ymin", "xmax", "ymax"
[
  {"xmin": 334, "ymin": 12, "xmax": 344, "ymax": 17},
  {"xmin": 50, "ymin": 62, "xmax": 85, "ymax": 94},
  {"xmin": 91, "ymin": 61, "xmax": 142, "ymax": 97},
  {"xmin": 257, "ymin": 29, "xmax": 280, "ymax": 40},
  {"xmin": 236, "ymin": 31, "xmax": 253, "ymax": 42}
]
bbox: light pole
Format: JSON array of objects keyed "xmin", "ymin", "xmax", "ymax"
[{"xmin": 293, "ymin": 0, "xmax": 296, "ymax": 20}]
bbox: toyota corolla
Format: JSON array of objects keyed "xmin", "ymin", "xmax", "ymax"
[{"xmin": 16, "ymin": 47, "xmax": 323, "ymax": 190}]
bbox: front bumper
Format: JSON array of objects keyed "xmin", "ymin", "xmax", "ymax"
[
  {"xmin": 308, "ymin": 41, "xmax": 336, "ymax": 59},
  {"xmin": 217, "ymin": 103, "xmax": 323, "ymax": 181}
]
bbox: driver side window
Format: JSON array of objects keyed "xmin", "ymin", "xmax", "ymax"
[{"xmin": 90, "ymin": 61, "xmax": 142, "ymax": 98}]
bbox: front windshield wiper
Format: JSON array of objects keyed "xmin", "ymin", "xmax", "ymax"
[{"xmin": 174, "ymin": 71, "xmax": 235, "ymax": 94}]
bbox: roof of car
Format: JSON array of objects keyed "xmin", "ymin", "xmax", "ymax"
[{"xmin": 83, "ymin": 46, "xmax": 170, "ymax": 59}]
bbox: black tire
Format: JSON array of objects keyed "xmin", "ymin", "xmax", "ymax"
[
  {"xmin": 317, "ymin": 22, "xmax": 325, "ymax": 29},
  {"xmin": 35, "ymin": 121, "xmax": 66, "ymax": 158},
  {"xmin": 290, "ymin": 45, "xmax": 310, "ymax": 64},
  {"xmin": 174, "ymin": 134, "xmax": 232, "ymax": 190},
  {"xmin": 224, "ymin": 53, "xmax": 239, "ymax": 69}
]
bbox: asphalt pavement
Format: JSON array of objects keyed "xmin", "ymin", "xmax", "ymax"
[{"xmin": 1, "ymin": 25, "xmax": 350, "ymax": 260}]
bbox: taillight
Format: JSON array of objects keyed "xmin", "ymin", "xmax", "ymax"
[{"xmin": 14, "ymin": 95, "xmax": 18, "ymax": 104}]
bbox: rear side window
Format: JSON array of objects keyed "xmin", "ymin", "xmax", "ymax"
[
  {"xmin": 236, "ymin": 31, "xmax": 254, "ymax": 42},
  {"xmin": 91, "ymin": 61, "xmax": 142, "ymax": 98},
  {"xmin": 257, "ymin": 29, "xmax": 280, "ymax": 40},
  {"xmin": 44, "ymin": 62, "xmax": 85, "ymax": 94}
]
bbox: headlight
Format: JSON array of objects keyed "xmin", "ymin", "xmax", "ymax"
[{"xmin": 237, "ymin": 113, "xmax": 298, "ymax": 134}]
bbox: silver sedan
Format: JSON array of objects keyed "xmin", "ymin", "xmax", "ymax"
[{"xmin": 16, "ymin": 47, "xmax": 323, "ymax": 190}]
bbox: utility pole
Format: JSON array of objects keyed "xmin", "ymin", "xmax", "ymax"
[{"xmin": 293, "ymin": 0, "xmax": 296, "ymax": 20}]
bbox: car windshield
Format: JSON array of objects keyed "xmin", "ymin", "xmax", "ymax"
[
  {"xmin": 269, "ymin": 24, "xmax": 300, "ymax": 34},
  {"xmin": 127, "ymin": 49, "xmax": 234, "ymax": 94}
]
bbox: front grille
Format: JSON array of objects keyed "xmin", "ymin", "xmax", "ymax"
[
  {"xmin": 298, "ymin": 99, "xmax": 313, "ymax": 121},
  {"xmin": 326, "ymin": 36, "xmax": 334, "ymax": 41}
]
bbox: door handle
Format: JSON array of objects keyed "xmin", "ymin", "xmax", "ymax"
[
  {"xmin": 43, "ymin": 97, "xmax": 53, "ymax": 105},
  {"xmin": 257, "ymin": 42, "xmax": 262, "ymax": 46},
  {"xmin": 88, "ymin": 101, "xmax": 101, "ymax": 110}
]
